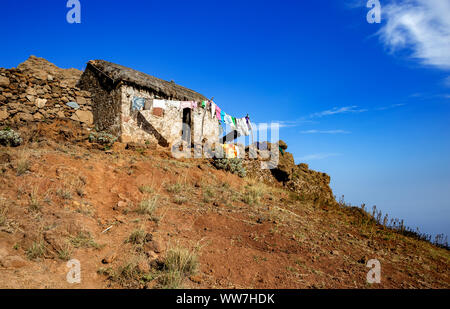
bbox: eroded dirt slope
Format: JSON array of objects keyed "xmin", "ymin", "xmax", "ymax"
[{"xmin": 0, "ymin": 121, "xmax": 448, "ymax": 289}]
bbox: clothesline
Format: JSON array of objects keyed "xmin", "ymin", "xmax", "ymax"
[{"xmin": 147, "ymin": 98, "xmax": 254, "ymax": 137}]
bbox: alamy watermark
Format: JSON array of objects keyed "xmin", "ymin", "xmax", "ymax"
[
  {"xmin": 66, "ymin": 0, "xmax": 81, "ymax": 24},
  {"xmin": 171, "ymin": 122, "xmax": 280, "ymax": 170},
  {"xmin": 366, "ymin": 0, "xmax": 381, "ymax": 24},
  {"xmin": 66, "ymin": 259, "xmax": 81, "ymax": 284},
  {"xmin": 366, "ymin": 259, "xmax": 381, "ymax": 284}
]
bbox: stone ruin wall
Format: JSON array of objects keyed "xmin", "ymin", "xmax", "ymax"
[
  {"xmin": 0, "ymin": 64, "xmax": 94, "ymax": 128},
  {"xmin": 77, "ymin": 66, "xmax": 121, "ymax": 134}
]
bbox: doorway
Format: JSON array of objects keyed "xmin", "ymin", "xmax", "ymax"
[{"xmin": 182, "ymin": 108, "xmax": 192, "ymax": 144}]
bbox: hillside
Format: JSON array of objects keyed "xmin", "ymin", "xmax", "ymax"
[{"xmin": 0, "ymin": 57, "xmax": 449, "ymax": 289}]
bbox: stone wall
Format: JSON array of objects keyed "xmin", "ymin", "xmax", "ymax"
[
  {"xmin": 120, "ymin": 84, "xmax": 220, "ymax": 147},
  {"xmin": 78, "ymin": 66, "xmax": 121, "ymax": 134},
  {"xmin": 192, "ymin": 106, "xmax": 221, "ymax": 145},
  {"xmin": 0, "ymin": 56, "xmax": 93, "ymax": 128}
]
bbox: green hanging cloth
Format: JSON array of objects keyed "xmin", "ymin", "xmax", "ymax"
[
  {"xmin": 232, "ymin": 117, "xmax": 237, "ymax": 127},
  {"xmin": 201, "ymin": 101, "xmax": 206, "ymax": 108}
]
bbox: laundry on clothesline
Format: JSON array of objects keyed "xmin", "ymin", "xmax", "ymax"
[
  {"xmin": 222, "ymin": 143, "xmax": 240, "ymax": 159},
  {"xmin": 132, "ymin": 97, "xmax": 254, "ymax": 136},
  {"xmin": 132, "ymin": 96, "xmax": 146, "ymax": 111}
]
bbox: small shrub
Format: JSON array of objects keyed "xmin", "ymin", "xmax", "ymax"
[
  {"xmin": 57, "ymin": 244, "xmax": 73, "ymax": 261},
  {"xmin": 202, "ymin": 187, "xmax": 215, "ymax": 203},
  {"xmin": 0, "ymin": 200, "xmax": 8, "ymax": 226},
  {"xmin": 163, "ymin": 246, "xmax": 198, "ymax": 276},
  {"xmin": 88, "ymin": 132, "xmax": 117, "ymax": 146},
  {"xmin": 26, "ymin": 241, "xmax": 46, "ymax": 260},
  {"xmin": 126, "ymin": 229, "xmax": 149, "ymax": 246},
  {"xmin": 212, "ymin": 158, "xmax": 246, "ymax": 178},
  {"xmin": 56, "ymin": 188, "xmax": 72, "ymax": 200},
  {"xmin": 103, "ymin": 259, "xmax": 154, "ymax": 289},
  {"xmin": 156, "ymin": 245, "xmax": 199, "ymax": 289},
  {"xmin": 165, "ymin": 183, "xmax": 184, "ymax": 194},
  {"xmin": 158, "ymin": 270, "xmax": 184, "ymax": 289},
  {"xmin": 70, "ymin": 231, "xmax": 101, "ymax": 249},
  {"xmin": 0, "ymin": 128, "xmax": 23, "ymax": 147},
  {"xmin": 242, "ymin": 184, "xmax": 264, "ymax": 205},
  {"xmin": 29, "ymin": 188, "xmax": 41, "ymax": 212},
  {"xmin": 139, "ymin": 185, "xmax": 154, "ymax": 194},
  {"xmin": 174, "ymin": 196, "xmax": 187, "ymax": 205},
  {"xmin": 137, "ymin": 196, "xmax": 159, "ymax": 219},
  {"xmin": 16, "ymin": 151, "xmax": 30, "ymax": 176}
]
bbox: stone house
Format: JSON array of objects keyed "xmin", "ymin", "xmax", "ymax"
[{"xmin": 78, "ymin": 60, "xmax": 220, "ymax": 147}]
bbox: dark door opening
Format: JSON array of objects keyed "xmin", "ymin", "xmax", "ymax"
[{"xmin": 182, "ymin": 108, "xmax": 192, "ymax": 144}]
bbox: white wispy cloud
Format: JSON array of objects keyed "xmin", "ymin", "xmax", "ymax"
[
  {"xmin": 309, "ymin": 106, "xmax": 368, "ymax": 118},
  {"xmin": 297, "ymin": 153, "xmax": 342, "ymax": 161},
  {"xmin": 377, "ymin": 0, "xmax": 450, "ymax": 70},
  {"xmin": 300, "ymin": 130, "xmax": 351, "ymax": 134},
  {"xmin": 375, "ymin": 103, "xmax": 406, "ymax": 110},
  {"xmin": 275, "ymin": 119, "xmax": 317, "ymax": 128}
]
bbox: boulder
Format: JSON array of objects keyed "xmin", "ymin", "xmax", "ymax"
[
  {"xmin": 0, "ymin": 76, "xmax": 10, "ymax": 87},
  {"xmin": 14, "ymin": 112, "xmax": 34, "ymax": 122},
  {"xmin": 33, "ymin": 112, "xmax": 44, "ymax": 120},
  {"xmin": 70, "ymin": 110, "xmax": 93, "ymax": 125},
  {"xmin": 35, "ymin": 98, "xmax": 47, "ymax": 108},
  {"xmin": 0, "ymin": 256, "xmax": 28, "ymax": 269},
  {"xmin": 279, "ymin": 140, "xmax": 288, "ymax": 150},
  {"xmin": 273, "ymin": 151, "xmax": 296, "ymax": 182},
  {"xmin": 0, "ymin": 110, "xmax": 9, "ymax": 121}
]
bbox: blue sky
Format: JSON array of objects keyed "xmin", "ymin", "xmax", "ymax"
[{"xmin": 1, "ymin": 0, "xmax": 449, "ymax": 237}]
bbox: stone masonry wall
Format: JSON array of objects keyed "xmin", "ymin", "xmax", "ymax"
[
  {"xmin": 0, "ymin": 56, "xmax": 93, "ymax": 128},
  {"xmin": 120, "ymin": 84, "xmax": 220, "ymax": 147},
  {"xmin": 78, "ymin": 66, "xmax": 121, "ymax": 134}
]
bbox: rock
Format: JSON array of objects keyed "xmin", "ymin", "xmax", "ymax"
[
  {"xmin": 147, "ymin": 250, "xmax": 158, "ymax": 260},
  {"xmin": 0, "ymin": 76, "xmax": 10, "ymax": 87},
  {"xmin": 298, "ymin": 163, "xmax": 309, "ymax": 170},
  {"xmin": 137, "ymin": 260, "xmax": 150, "ymax": 273},
  {"xmin": 1, "ymin": 256, "xmax": 28, "ymax": 268},
  {"xmin": 26, "ymin": 87, "xmax": 37, "ymax": 96},
  {"xmin": 70, "ymin": 110, "xmax": 93, "ymax": 125},
  {"xmin": 272, "ymin": 150, "xmax": 295, "ymax": 182},
  {"xmin": 102, "ymin": 252, "xmax": 117, "ymax": 264},
  {"xmin": 56, "ymin": 111, "xmax": 65, "ymax": 118},
  {"xmin": 33, "ymin": 112, "xmax": 44, "ymax": 120},
  {"xmin": 189, "ymin": 275, "xmax": 202, "ymax": 284},
  {"xmin": 0, "ymin": 152, "xmax": 11, "ymax": 164},
  {"xmin": 331, "ymin": 250, "xmax": 340, "ymax": 256},
  {"xmin": 113, "ymin": 201, "xmax": 127, "ymax": 211},
  {"xmin": 76, "ymin": 97, "xmax": 87, "ymax": 105},
  {"xmin": 14, "ymin": 112, "xmax": 34, "ymax": 122},
  {"xmin": 150, "ymin": 239, "xmax": 163, "ymax": 253},
  {"xmin": 26, "ymin": 95, "xmax": 35, "ymax": 103},
  {"xmin": 35, "ymin": 98, "xmax": 47, "ymax": 108},
  {"xmin": 66, "ymin": 102, "xmax": 80, "ymax": 110},
  {"xmin": 17, "ymin": 56, "xmax": 82, "ymax": 89},
  {"xmin": 279, "ymin": 140, "xmax": 288, "ymax": 150},
  {"xmin": 0, "ymin": 110, "xmax": 9, "ymax": 121}
]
